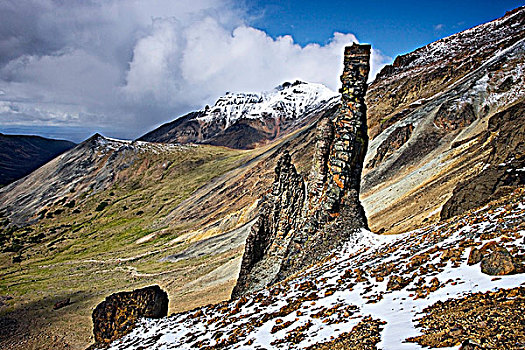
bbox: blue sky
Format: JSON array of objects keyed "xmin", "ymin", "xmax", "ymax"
[
  {"xmin": 0, "ymin": 0, "xmax": 522, "ymax": 142},
  {"xmin": 247, "ymin": 0, "xmax": 524, "ymax": 57}
]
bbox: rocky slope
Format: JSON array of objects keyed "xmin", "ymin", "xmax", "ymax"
[
  {"xmin": 366, "ymin": 6, "xmax": 525, "ymax": 139},
  {"xmin": 361, "ymin": 6, "xmax": 525, "ymax": 233},
  {"xmin": 103, "ymin": 188, "xmax": 525, "ymax": 350},
  {"xmin": 0, "ymin": 134, "xmax": 75, "ymax": 186},
  {"xmin": 138, "ymin": 81, "xmax": 338, "ymax": 149}
]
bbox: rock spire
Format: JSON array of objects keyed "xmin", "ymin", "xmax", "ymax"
[{"xmin": 232, "ymin": 44, "xmax": 371, "ymax": 298}]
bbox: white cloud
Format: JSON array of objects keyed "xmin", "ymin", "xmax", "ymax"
[
  {"xmin": 0, "ymin": 0, "xmax": 391, "ymax": 140},
  {"xmin": 124, "ymin": 16, "xmax": 390, "ymax": 111}
]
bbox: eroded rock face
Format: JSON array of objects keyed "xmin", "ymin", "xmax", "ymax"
[
  {"xmin": 232, "ymin": 151, "xmax": 305, "ymax": 296},
  {"xmin": 366, "ymin": 124, "xmax": 413, "ymax": 168},
  {"xmin": 232, "ymin": 44, "xmax": 371, "ymax": 298},
  {"xmin": 92, "ymin": 285, "xmax": 168, "ymax": 347},
  {"xmin": 441, "ymin": 101, "xmax": 525, "ymax": 220},
  {"xmin": 434, "ymin": 101, "xmax": 476, "ymax": 131}
]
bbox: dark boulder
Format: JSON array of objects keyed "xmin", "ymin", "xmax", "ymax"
[{"xmin": 92, "ymin": 285, "xmax": 168, "ymax": 347}]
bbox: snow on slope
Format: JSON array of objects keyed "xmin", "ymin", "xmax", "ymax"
[
  {"xmin": 94, "ymin": 134, "xmax": 191, "ymax": 155},
  {"xmin": 388, "ymin": 7, "xmax": 524, "ymax": 75},
  {"xmin": 105, "ymin": 189, "xmax": 525, "ymax": 349},
  {"xmin": 197, "ymin": 81, "xmax": 338, "ymax": 128}
]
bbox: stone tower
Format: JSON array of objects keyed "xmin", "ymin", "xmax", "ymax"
[{"xmin": 232, "ymin": 44, "xmax": 371, "ymax": 299}]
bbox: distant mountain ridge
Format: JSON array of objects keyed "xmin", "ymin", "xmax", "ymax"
[
  {"xmin": 0, "ymin": 133, "xmax": 75, "ymax": 186},
  {"xmin": 138, "ymin": 80, "xmax": 338, "ymax": 149}
]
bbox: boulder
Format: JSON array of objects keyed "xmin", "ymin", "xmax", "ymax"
[
  {"xmin": 467, "ymin": 247, "xmax": 483, "ymax": 265},
  {"xmin": 467, "ymin": 241, "xmax": 516, "ymax": 275},
  {"xmin": 480, "ymin": 247, "xmax": 515, "ymax": 275},
  {"xmin": 92, "ymin": 285, "xmax": 168, "ymax": 346}
]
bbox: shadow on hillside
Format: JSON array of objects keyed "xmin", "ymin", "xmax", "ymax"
[{"xmin": 0, "ymin": 289, "xmax": 96, "ymax": 350}]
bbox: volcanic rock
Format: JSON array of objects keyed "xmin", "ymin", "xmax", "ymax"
[{"xmin": 91, "ymin": 285, "xmax": 168, "ymax": 347}]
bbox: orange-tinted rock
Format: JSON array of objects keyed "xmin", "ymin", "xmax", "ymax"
[
  {"xmin": 92, "ymin": 285, "xmax": 168, "ymax": 346},
  {"xmin": 387, "ymin": 275, "xmax": 410, "ymax": 291},
  {"xmin": 480, "ymin": 247, "xmax": 515, "ymax": 275},
  {"xmin": 467, "ymin": 247, "xmax": 483, "ymax": 265},
  {"xmin": 232, "ymin": 44, "xmax": 371, "ymax": 298}
]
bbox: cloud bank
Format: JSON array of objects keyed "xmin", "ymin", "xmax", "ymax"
[{"xmin": 0, "ymin": 0, "xmax": 390, "ymax": 141}]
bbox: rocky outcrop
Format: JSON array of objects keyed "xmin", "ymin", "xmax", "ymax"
[
  {"xmin": 366, "ymin": 124, "xmax": 413, "ymax": 168},
  {"xmin": 441, "ymin": 101, "xmax": 525, "ymax": 220},
  {"xmin": 434, "ymin": 101, "xmax": 476, "ymax": 131},
  {"xmin": 91, "ymin": 285, "xmax": 168, "ymax": 347},
  {"xmin": 467, "ymin": 241, "xmax": 517, "ymax": 276},
  {"xmin": 232, "ymin": 44, "xmax": 371, "ymax": 298},
  {"xmin": 232, "ymin": 151, "xmax": 306, "ymax": 296}
]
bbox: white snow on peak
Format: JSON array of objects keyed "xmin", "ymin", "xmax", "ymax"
[{"xmin": 196, "ymin": 81, "xmax": 338, "ymax": 127}]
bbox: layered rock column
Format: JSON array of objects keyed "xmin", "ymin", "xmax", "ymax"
[
  {"xmin": 324, "ymin": 44, "xmax": 370, "ymax": 220},
  {"xmin": 232, "ymin": 44, "xmax": 371, "ymax": 299}
]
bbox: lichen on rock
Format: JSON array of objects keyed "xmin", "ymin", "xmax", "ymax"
[{"xmin": 91, "ymin": 285, "xmax": 168, "ymax": 347}]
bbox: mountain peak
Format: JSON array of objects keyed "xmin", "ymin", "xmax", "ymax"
[
  {"xmin": 139, "ymin": 80, "xmax": 339, "ymax": 149},
  {"xmin": 197, "ymin": 80, "xmax": 337, "ymax": 125}
]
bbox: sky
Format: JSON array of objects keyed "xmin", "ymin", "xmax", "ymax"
[{"xmin": 0, "ymin": 0, "xmax": 522, "ymax": 142}]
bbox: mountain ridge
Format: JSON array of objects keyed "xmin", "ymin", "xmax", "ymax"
[
  {"xmin": 138, "ymin": 81, "xmax": 338, "ymax": 149},
  {"xmin": 0, "ymin": 133, "xmax": 75, "ymax": 186}
]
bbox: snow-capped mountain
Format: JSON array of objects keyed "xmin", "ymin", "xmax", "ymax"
[{"xmin": 139, "ymin": 81, "xmax": 339, "ymax": 149}]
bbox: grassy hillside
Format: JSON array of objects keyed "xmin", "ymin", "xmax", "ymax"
[{"xmin": 0, "ymin": 142, "xmax": 254, "ymax": 349}]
